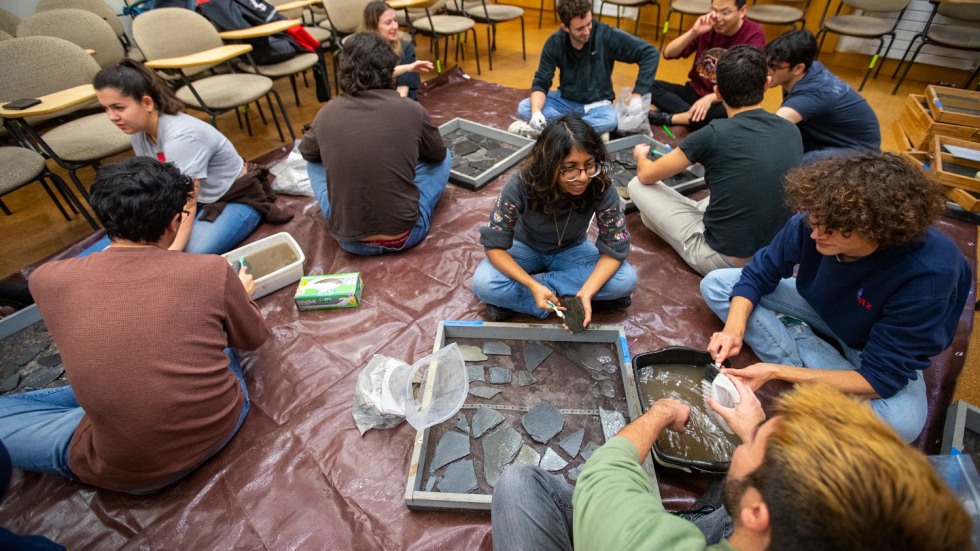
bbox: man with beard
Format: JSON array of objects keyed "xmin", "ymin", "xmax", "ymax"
[{"xmin": 490, "ymin": 381, "xmax": 971, "ymax": 551}]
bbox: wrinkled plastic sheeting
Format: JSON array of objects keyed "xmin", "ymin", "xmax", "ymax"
[{"xmin": 0, "ymin": 69, "xmax": 975, "ymax": 550}]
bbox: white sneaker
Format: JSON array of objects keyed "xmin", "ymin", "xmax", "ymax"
[{"xmin": 508, "ymin": 120, "xmax": 541, "ymax": 139}]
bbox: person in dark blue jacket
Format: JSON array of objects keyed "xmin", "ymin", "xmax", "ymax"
[{"xmin": 701, "ymin": 150, "xmax": 972, "ymax": 443}]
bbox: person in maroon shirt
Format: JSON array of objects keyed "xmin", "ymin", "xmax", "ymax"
[
  {"xmin": 648, "ymin": 0, "xmax": 765, "ymax": 130},
  {"xmin": 0, "ymin": 158, "xmax": 270, "ymax": 493}
]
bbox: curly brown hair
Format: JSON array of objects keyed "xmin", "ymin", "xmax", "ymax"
[
  {"xmin": 519, "ymin": 113, "xmax": 610, "ymax": 215},
  {"xmin": 557, "ymin": 0, "xmax": 592, "ymax": 26},
  {"xmin": 784, "ymin": 150, "xmax": 946, "ymax": 248}
]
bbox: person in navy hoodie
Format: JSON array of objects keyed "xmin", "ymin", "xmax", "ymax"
[{"xmin": 701, "ymin": 150, "xmax": 971, "ymax": 443}]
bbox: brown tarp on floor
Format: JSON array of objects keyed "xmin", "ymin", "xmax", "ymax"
[{"xmin": 0, "ymin": 69, "xmax": 975, "ymax": 549}]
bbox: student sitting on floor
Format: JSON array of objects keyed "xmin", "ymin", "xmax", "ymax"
[
  {"xmin": 628, "ymin": 46, "xmax": 802, "ymax": 275},
  {"xmin": 0, "ymin": 158, "xmax": 270, "ymax": 494},
  {"xmin": 300, "ymin": 32, "xmax": 451, "ymax": 256},
  {"xmin": 473, "ymin": 113, "xmax": 637, "ymax": 324},
  {"xmin": 87, "ymin": 60, "xmax": 291, "ymax": 256},
  {"xmin": 764, "ymin": 29, "xmax": 880, "ymax": 162},
  {"xmin": 702, "ymin": 150, "xmax": 972, "ymax": 443},
  {"xmin": 648, "ymin": 0, "xmax": 764, "ymax": 130},
  {"xmin": 361, "ymin": 0, "xmax": 433, "ymax": 101}
]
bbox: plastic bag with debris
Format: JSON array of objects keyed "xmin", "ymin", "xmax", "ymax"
[
  {"xmin": 269, "ymin": 140, "xmax": 314, "ymax": 197},
  {"xmin": 615, "ymin": 87, "xmax": 653, "ymax": 136}
]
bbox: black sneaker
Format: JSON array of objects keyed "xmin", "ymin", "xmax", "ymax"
[
  {"xmin": 485, "ymin": 303, "xmax": 515, "ymax": 322},
  {"xmin": 591, "ymin": 296, "xmax": 632, "ymax": 312},
  {"xmin": 648, "ymin": 110, "xmax": 671, "ymax": 126},
  {"xmin": 673, "ymin": 477, "xmax": 725, "ymax": 522}
]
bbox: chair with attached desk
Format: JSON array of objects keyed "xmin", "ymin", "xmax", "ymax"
[
  {"xmin": 132, "ymin": 8, "xmax": 297, "ymax": 141},
  {"xmin": 17, "ymin": 9, "xmax": 125, "ymax": 69},
  {"xmin": 891, "ymin": 0, "xmax": 980, "ymax": 94},
  {"xmin": 0, "ymin": 36, "xmax": 129, "ymax": 229},
  {"xmin": 36, "ymin": 0, "xmax": 145, "ymax": 61}
]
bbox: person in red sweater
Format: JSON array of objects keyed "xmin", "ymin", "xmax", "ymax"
[{"xmin": 0, "ymin": 157, "xmax": 270, "ymax": 494}]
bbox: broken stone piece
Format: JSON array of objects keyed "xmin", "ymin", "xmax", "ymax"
[
  {"xmin": 512, "ymin": 444, "xmax": 541, "ymax": 468},
  {"xmin": 567, "ymin": 465, "xmax": 583, "ymax": 482},
  {"xmin": 558, "ymin": 428, "xmax": 585, "ymax": 458},
  {"xmin": 0, "ymin": 373, "xmax": 20, "ymax": 393},
  {"xmin": 430, "ymin": 431, "xmax": 470, "ymax": 473},
  {"xmin": 459, "ymin": 345, "xmax": 488, "ymax": 362},
  {"xmin": 580, "ymin": 441, "xmax": 601, "ymax": 461},
  {"xmin": 37, "ymin": 353, "xmax": 62, "ymax": 368},
  {"xmin": 20, "ymin": 366, "xmax": 64, "ymax": 390},
  {"xmin": 540, "ymin": 447, "xmax": 568, "ymax": 472},
  {"xmin": 521, "ymin": 401, "xmax": 564, "ymax": 444},
  {"xmin": 470, "ymin": 407, "xmax": 505, "ymax": 439},
  {"xmin": 468, "ymin": 386, "xmax": 502, "ymax": 400},
  {"xmin": 488, "ymin": 367, "xmax": 512, "ymax": 385},
  {"xmin": 523, "ymin": 343, "xmax": 552, "ymax": 373},
  {"xmin": 452, "ymin": 139, "xmax": 481, "ymax": 157},
  {"xmin": 456, "ymin": 412, "xmax": 470, "ymax": 434},
  {"xmin": 561, "ymin": 296, "xmax": 587, "ymax": 334},
  {"xmin": 599, "ymin": 408, "xmax": 626, "ymax": 442},
  {"xmin": 437, "ymin": 459, "xmax": 479, "ymax": 494},
  {"xmin": 466, "ymin": 364, "xmax": 486, "ymax": 383},
  {"xmin": 516, "ymin": 371, "xmax": 537, "ymax": 387},
  {"xmin": 13, "ymin": 343, "xmax": 46, "ymax": 366},
  {"xmin": 483, "ymin": 425, "xmax": 523, "ymax": 487},
  {"xmin": 482, "ymin": 341, "xmax": 512, "ymax": 356},
  {"xmin": 425, "ymin": 477, "xmax": 437, "ymax": 492}
]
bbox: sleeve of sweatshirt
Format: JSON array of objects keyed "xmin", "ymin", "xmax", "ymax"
[
  {"xmin": 595, "ymin": 185, "xmax": 631, "ymax": 261},
  {"xmin": 531, "ymin": 33, "xmax": 561, "ymax": 95},
  {"xmin": 479, "ymin": 175, "xmax": 524, "ymax": 251},
  {"xmin": 607, "ymin": 28, "xmax": 660, "ymax": 96}
]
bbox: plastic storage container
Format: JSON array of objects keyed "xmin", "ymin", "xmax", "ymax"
[{"xmin": 221, "ymin": 232, "xmax": 305, "ymax": 300}]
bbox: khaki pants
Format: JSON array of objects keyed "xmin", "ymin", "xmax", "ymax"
[{"xmin": 627, "ymin": 177, "xmax": 731, "ymax": 276}]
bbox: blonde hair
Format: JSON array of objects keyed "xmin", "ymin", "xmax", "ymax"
[{"xmin": 749, "ymin": 384, "xmax": 972, "ymax": 551}]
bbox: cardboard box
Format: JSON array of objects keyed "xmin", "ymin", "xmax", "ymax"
[{"xmin": 294, "ymin": 273, "xmax": 363, "ymax": 311}]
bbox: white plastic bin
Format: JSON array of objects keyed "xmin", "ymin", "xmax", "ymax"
[{"xmin": 222, "ymin": 232, "xmax": 305, "ymax": 300}]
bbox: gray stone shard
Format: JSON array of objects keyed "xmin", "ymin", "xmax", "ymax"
[
  {"xmin": 488, "ymin": 367, "xmax": 512, "ymax": 385},
  {"xmin": 482, "ymin": 341, "xmax": 512, "ymax": 356},
  {"xmin": 516, "ymin": 371, "xmax": 537, "ymax": 387},
  {"xmin": 483, "ymin": 425, "xmax": 523, "ymax": 487},
  {"xmin": 567, "ymin": 465, "xmax": 583, "ymax": 482},
  {"xmin": 468, "ymin": 386, "xmax": 502, "ymax": 400},
  {"xmin": 437, "ymin": 459, "xmax": 479, "ymax": 494},
  {"xmin": 466, "ymin": 364, "xmax": 486, "ymax": 382},
  {"xmin": 425, "ymin": 476, "xmax": 437, "ymax": 492},
  {"xmin": 13, "ymin": 344, "xmax": 46, "ymax": 366},
  {"xmin": 558, "ymin": 428, "xmax": 585, "ymax": 458},
  {"xmin": 512, "ymin": 444, "xmax": 541, "ymax": 467},
  {"xmin": 523, "ymin": 343, "xmax": 552, "ymax": 372},
  {"xmin": 37, "ymin": 353, "xmax": 62, "ymax": 368},
  {"xmin": 521, "ymin": 402, "xmax": 564, "ymax": 444},
  {"xmin": 430, "ymin": 431, "xmax": 470, "ymax": 473},
  {"xmin": 580, "ymin": 441, "xmax": 601, "ymax": 461},
  {"xmin": 599, "ymin": 408, "xmax": 626, "ymax": 442},
  {"xmin": 470, "ymin": 407, "xmax": 505, "ymax": 438},
  {"xmin": 20, "ymin": 366, "xmax": 64, "ymax": 390},
  {"xmin": 0, "ymin": 373, "xmax": 20, "ymax": 393},
  {"xmin": 459, "ymin": 345, "xmax": 488, "ymax": 362},
  {"xmin": 540, "ymin": 447, "xmax": 568, "ymax": 472},
  {"xmin": 455, "ymin": 412, "xmax": 470, "ymax": 434}
]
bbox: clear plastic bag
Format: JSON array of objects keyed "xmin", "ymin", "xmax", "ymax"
[{"xmin": 615, "ymin": 87, "xmax": 653, "ymax": 136}]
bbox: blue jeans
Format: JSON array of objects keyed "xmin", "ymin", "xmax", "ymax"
[
  {"xmin": 518, "ymin": 91, "xmax": 619, "ymax": 135},
  {"xmin": 491, "ymin": 465, "xmax": 574, "ymax": 551},
  {"xmin": 700, "ymin": 268, "xmax": 928, "ymax": 442},
  {"xmin": 306, "ymin": 150, "xmax": 451, "ymax": 255},
  {"xmin": 76, "ymin": 203, "xmax": 260, "ymax": 257},
  {"xmin": 0, "ymin": 349, "xmax": 249, "ymax": 493},
  {"xmin": 472, "ymin": 240, "xmax": 637, "ymax": 318}
]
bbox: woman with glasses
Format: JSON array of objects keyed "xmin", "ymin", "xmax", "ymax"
[{"xmin": 472, "ymin": 113, "xmax": 636, "ymax": 326}]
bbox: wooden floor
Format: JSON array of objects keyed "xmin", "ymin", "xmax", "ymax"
[{"xmin": 0, "ymin": 11, "xmax": 971, "ymax": 280}]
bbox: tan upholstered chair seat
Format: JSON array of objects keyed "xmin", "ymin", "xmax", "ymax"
[
  {"xmin": 822, "ymin": 15, "xmax": 896, "ymax": 37},
  {"xmin": 0, "ymin": 148, "xmax": 47, "ymax": 193},
  {"xmin": 746, "ymin": 4, "xmax": 803, "ymax": 24},
  {"xmin": 465, "ymin": 4, "xmax": 524, "ymax": 21},
  {"xmin": 411, "ymin": 14, "xmax": 475, "ymax": 34},
  {"xmin": 670, "ymin": 0, "xmax": 709, "ymax": 15},
  {"xmin": 929, "ymin": 25, "xmax": 980, "ymax": 49},
  {"xmin": 174, "ymin": 74, "xmax": 274, "ymax": 110},
  {"xmin": 40, "ymin": 115, "xmax": 132, "ymax": 163},
  {"xmin": 239, "ymin": 52, "xmax": 319, "ymax": 78}
]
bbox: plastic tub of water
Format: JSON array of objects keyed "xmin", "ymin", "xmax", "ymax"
[{"xmin": 222, "ymin": 232, "xmax": 305, "ymax": 300}]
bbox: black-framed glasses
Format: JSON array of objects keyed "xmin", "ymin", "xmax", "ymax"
[
  {"xmin": 559, "ymin": 163, "xmax": 602, "ymax": 182},
  {"xmin": 767, "ymin": 62, "xmax": 791, "ymax": 72}
]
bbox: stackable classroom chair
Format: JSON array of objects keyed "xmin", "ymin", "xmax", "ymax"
[
  {"xmin": 18, "ymin": 9, "xmax": 125, "ymax": 69},
  {"xmin": 0, "ymin": 8, "xmax": 19, "ymax": 37},
  {"xmin": 132, "ymin": 8, "xmax": 297, "ymax": 140},
  {"xmin": 598, "ymin": 0, "xmax": 661, "ymax": 37},
  {"xmin": 891, "ymin": 1, "xmax": 980, "ymax": 94},
  {"xmin": 452, "ymin": 0, "xmax": 525, "ymax": 70},
  {"xmin": 0, "ymin": 145, "xmax": 81, "ymax": 227},
  {"xmin": 746, "ymin": 0, "xmax": 810, "ymax": 29},
  {"xmin": 36, "ymin": 0, "xmax": 144, "ymax": 61},
  {"xmin": 660, "ymin": 0, "xmax": 709, "ymax": 49},
  {"xmin": 814, "ymin": 0, "xmax": 912, "ymax": 91},
  {"xmin": 407, "ymin": 0, "xmax": 482, "ymax": 75}
]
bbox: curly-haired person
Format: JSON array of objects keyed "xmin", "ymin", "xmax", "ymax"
[{"xmin": 701, "ymin": 150, "xmax": 972, "ymax": 443}]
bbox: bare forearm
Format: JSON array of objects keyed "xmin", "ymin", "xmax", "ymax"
[
  {"xmin": 664, "ymin": 29, "xmax": 697, "ymax": 59},
  {"xmin": 530, "ymin": 90, "xmax": 546, "ymax": 114},
  {"xmin": 769, "ymin": 364, "xmax": 880, "ymax": 398},
  {"xmin": 723, "ymin": 296, "xmax": 753, "ymax": 337},
  {"xmin": 617, "ymin": 403, "xmax": 676, "ymax": 463},
  {"xmin": 579, "ymin": 255, "xmax": 621, "ymax": 300}
]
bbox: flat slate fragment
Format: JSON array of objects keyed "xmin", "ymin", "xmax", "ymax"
[
  {"xmin": 466, "ymin": 364, "xmax": 486, "ymax": 383},
  {"xmin": 430, "ymin": 431, "xmax": 470, "ymax": 473},
  {"xmin": 580, "ymin": 441, "xmax": 601, "ymax": 461},
  {"xmin": 456, "ymin": 412, "xmax": 470, "ymax": 434},
  {"xmin": 470, "ymin": 407, "xmax": 505, "ymax": 438},
  {"xmin": 483, "ymin": 425, "xmax": 524, "ymax": 487},
  {"xmin": 521, "ymin": 401, "xmax": 564, "ymax": 444},
  {"xmin": 13, "ymin": 343, "xmax": 46, "ymax": 366},
  {"xmin": 561, "ymin": 296, "xmax": 587, "ymax": 334},
  {"xmin": 558, "ymin": 428, "xmax": 585, "ymax": 458},
  {"xmin": 540, "ymin": 447, "xmax": 568, "ymax": 472},
  {"xmin": 488, "ymin": 367, "xmax": 512, "ymax": 385},
  {"xmin": 567, "ymin": 465, "xmax": 583, "ymax": 482},
  {"xmin": 0, "ymin": 373, "xmax": 20, "ymax": 393},
  {"xmin": 512, "ymin": 444, "xmax": 540, "ymax": 467},
  {"xmin": 482, "ymin": 341, "xmax": 511, "ymax": 356},
  {"xmin": 599, "ymin": 408, "xmax": 627, "ymax": 442},
  {"xmin": 37, "ymin": 353, "xmax": 62, "ymax": 367},
  {"xmin": 468, "ymin": 386, "xmax": 502, "ymax": 400},
  {"xmin": 523, "ymin": 343, "xmax": 552, "ymax": 373},
  {"xmin": 516, "ymin": 371, "xmax": 537, "ymax": 387},
  {"xmin": 459, "ymin": 345, "xmax": 488, "ymax": 362},
  {"xmin": 437, "ymin": 459, "xmax": 479, "ymax": 494},
  {"xmin": 20, "ymin": 366, "xmax": 64, "ymax": 390}
]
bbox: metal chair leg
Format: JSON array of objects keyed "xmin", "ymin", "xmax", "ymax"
[
  {"xmin": 38, "ymin": 176, "xmax": 72, "ymax": 221},
  {"xmin": 289, "ymin": 74, "xmax": 301, "ymax": 106},
  {"xmin": 65, "ymin": 169, "xmax": 100, "ymax": 230},
  {"xmin": 858, "ymin": 38, "xmax": 884, "ymax": 91},
  {"xmin": 471, "ymin": 27, "xmax": 481, "ymax": 75},
  {"xmin": 268, "ymin": 88, "xmax": 297, "ymax": 142},
  {"xmin": 0, "ymin": 198, "xmax": 10, "ymax": 216}
]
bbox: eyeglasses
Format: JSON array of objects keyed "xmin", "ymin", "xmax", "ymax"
[
  {"xmin": 767, "ymin": 62, "xmax": 791, "ymax": 72},
  {"xmin": 712, "ymin": 8, "xmax": 736, "ymax": 16},
  {"xmin": 559, "ymin": 163, "xmax": 602, "ymax": 182}
]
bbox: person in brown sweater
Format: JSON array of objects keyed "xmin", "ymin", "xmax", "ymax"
[
  {"xmin": 0, "ymin": 157, "xmax": 270, "ymax": 494},
  {"xmin": 300, "ymin": 32, "xmax": 451, "ymax": 256}
]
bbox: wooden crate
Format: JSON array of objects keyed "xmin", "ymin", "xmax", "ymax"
[
  {"xmin": 897, "ymin": 94, "xmax": 980, "ymax": 151},
  {"xmin": 930, "ymin": 135, "xmax": 980, "ymax": 212},
  {"xmin": 926, "ymin": 86, "xmax": 980, "ymax": 127}
]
